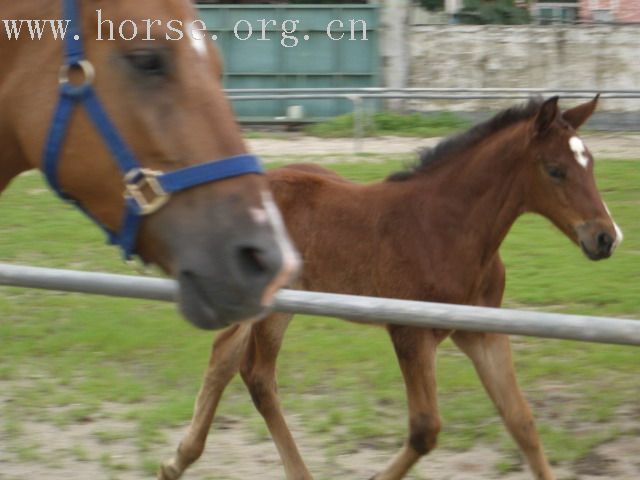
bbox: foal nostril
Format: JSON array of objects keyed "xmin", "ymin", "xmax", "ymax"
[{"xmin": 597, "ymin": 232, "xmax": 613, "ymax": 253}]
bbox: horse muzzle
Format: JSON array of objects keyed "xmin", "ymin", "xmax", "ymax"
[
  {"xmin": 576, "ymin": 221, "xmax": 621, "ymax": 261},
  {"xmin": 170, "ymin": 190, "xmax": 300, "ymax": 330},
  {"xmin": 176, "ymin": 234, "xmax": 298, "ymax": 329}
]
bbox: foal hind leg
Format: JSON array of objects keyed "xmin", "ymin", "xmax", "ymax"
[
  {"xmin": 240, "ymin": 313, "xmax": 313, "ymax": 480},
  {"xmin": 452, "ymin": 331, "xmax": 554, "ymax": 480},
  {"xmin": 371, "ymin": 326, "xmax": 442, "ymax": 480},
  {"xmin": 158, "ymin": 323, "xmax": 252, "ymax": 480}
]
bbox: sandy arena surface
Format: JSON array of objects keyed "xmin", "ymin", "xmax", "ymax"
[
  {"xmin": 1, "ymin": 398, "xmax": 639, "ymax": 480},
  {"xmin": 247, "ymin": 133, "xmax": 640, "ymax": 160}
]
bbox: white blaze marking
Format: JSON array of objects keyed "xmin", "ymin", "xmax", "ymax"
[
  {"xmin": 613, "ymin": 223, "xmax": 624, "ymax": 249},
  {"xmin": 249, "ymin": 207, "xmax": 269, "ymax": 225},
  {"xmin": 604, "ymin": 202, "xmax": 624, "ymax": 251},
  {"xmin": 260, "ymin": 191, "xmax": 301, "ymax": 305},
  {"xmin": 569, "ymin": 136, "xmax": 590, "ymax": 169}
]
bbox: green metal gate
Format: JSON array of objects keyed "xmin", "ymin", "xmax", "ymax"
[{"xmin": 196, "ymin": 4, "xmax": 380, "ymax": 121}]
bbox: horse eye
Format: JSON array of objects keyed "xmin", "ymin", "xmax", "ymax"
[
  {"xmin": 124, "ymin": 50, "xmax": 168, "ymax": 77},
  {"xmin": 545, "ymin": 164, "xmax": 566, "ymax": 181}
]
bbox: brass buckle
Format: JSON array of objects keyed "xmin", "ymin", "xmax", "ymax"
[
  {"xmin": 59, "ymin": 59, "xmax": 96, "ymax": 87},
  {"xmin": 124, "ymin": 169, "xmax": 170, "ymax": 215}
]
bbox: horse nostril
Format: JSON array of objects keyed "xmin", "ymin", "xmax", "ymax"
[
  {"xmin": 597, "ymin": 232, "xmax": 613, "ymax": 252},
  {"xmin": 237, "ymin": 247, "xmax": 268, "ymax": 277},
  {"xmin": 236, "ymin": 245, "xmax": 277, "ymax": 279}
]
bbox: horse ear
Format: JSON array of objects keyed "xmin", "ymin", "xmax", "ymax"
[
  {"xmin": 562, "ymin": 94, "xmax": 600, "ymax": 130},
  {"xmin": 535, "ymin": 96, "xmax": 559, "ymax": 135}
]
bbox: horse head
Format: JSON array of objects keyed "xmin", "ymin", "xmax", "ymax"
[
  {"xmin": 525, "ymin": 96, "xmax": 622, "ymax": 260},
  {"xmin": 1, "ymin": 0, "xmax": 300, "ymax": 328}
]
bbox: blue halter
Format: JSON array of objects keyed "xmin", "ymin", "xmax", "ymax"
[{"xmin": 43, "ymin": 0, "xmax": 263, "ymax": 259}]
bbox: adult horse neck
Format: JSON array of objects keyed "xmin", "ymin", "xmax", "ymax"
[{"xmin": 0, "ymin": 0, "xmax": 299, "ymax": 329}]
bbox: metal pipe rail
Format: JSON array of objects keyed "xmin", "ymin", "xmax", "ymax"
[
  {"xmin": 1, "ymin": 263, "xmax": 638, "ymax": 346},
  {"xmin": 226, "ymin": 87, "xmax": 640, "ymax": 96},
  {"xmin": 226, "ymin": 89, "xmax": 640, "ymax": 152},
  {"xmin": 228, "ymin": 93, "xmax": 640, "ymax": 101},
  {"xmin": 226, "ymin": 88, "xmax": 640, "ymax": 101}
]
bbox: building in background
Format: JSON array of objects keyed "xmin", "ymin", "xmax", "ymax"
[
  {"xmin": 427, "ymin": 1, "xmax": 640, "ymax": 24},
  {"xmin": 524, "ymin": 1, "xmax": 640, "ymax": 23},
  {"xmin": 196, "ymin": 1, "xmax": 367, "ymax": 4},
  {"xmin": 529, "ymin": 2, "xmax": 579, "ymax": 23},
  {"xmin": 578, "ymin": 0, "xmax": 640, "ymax": 22}
]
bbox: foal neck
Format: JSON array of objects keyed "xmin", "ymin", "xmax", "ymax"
[{"xmin": 410, "ymin": 122, "xmax": 532, "ymax": 264}]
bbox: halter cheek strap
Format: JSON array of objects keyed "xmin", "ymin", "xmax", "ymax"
[{"xmin": 42, "ymin": 0, "xmax": 263, "ymax": 259}]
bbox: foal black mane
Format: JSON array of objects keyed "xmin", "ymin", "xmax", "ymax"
[{"xmin": 387, "ymin": 98, "xmax": 544, "ymax": 181}]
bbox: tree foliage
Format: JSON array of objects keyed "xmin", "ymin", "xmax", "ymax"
[
  {"xmin": 455, "ymin": 0, "xmax": 531, "ymax": 24},
  {"xmin": 417, "ymin": 0, "xmax": 446, "ymax": 12}
]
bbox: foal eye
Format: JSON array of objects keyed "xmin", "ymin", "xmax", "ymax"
[
  {"xmin": 124, "ymin": 50, "xmax": 168, "ymax": 77},
  {"xmin": 545, "ymin": 165, "xmax": 566, "ymax": 181}
]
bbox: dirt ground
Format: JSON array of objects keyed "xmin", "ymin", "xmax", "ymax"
[
  {"xmin": 248, "ymin": 133, "xmax": 640, "ymax": 160},
  {"xmin": 1, "ymin": 399, "xmax": 639, "ymax": 480}
]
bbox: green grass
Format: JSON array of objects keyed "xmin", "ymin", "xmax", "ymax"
[
  {"xmin": 305, "ymin": 111, "xmax": 472, "ymax": 138},
  {"xmin": 0, "ymin": 160, "xmax": 638, "ymax": 474}
]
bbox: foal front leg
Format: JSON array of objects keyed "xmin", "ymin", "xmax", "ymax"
[
  {"xmin": 0, "ymin": 128, "xmax": 30, "ymax": 187},
  {"xmin": 371, "ymin": 326, "xmax": 442, "ymax": 480},
  {"xmin": 158, "ymin": 323, "xmax": 252, "ymax": 480},
  {"xmin": 240, "ymin": 313, "xmax": 313, "ymax": 480},
  {"xmin": 451, "ymin": 331, "xmax": 555, "ymax": 480}
]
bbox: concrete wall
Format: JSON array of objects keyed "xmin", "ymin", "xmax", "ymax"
[{"xmin": 405, "ymin": 25, "xmax": 640, "ymax": 112}]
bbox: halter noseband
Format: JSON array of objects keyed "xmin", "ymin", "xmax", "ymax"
[{"xmin": 43, "ymin": 0, "xmax": 263, "ymax": 259}]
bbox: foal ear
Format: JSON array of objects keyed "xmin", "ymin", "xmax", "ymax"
[
  {"xmin": 535, "ymin": 96, "xmax": 559, "ymax": 135},
  {"xmin": 562, "ymin": 94, "xmax": 600, "ymax": 130}
]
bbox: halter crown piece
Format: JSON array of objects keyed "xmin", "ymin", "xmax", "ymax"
[{"xmin": 43, "ymin": 0, "xmax": 264, "ymax": 259}]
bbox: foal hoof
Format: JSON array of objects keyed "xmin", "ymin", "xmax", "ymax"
[{"xmin": 158, "ymin": 463, "xmax": 181, "ymax": 480}]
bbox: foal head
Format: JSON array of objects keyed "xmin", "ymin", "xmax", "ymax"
[
  {"xmin": 5, "ymin": 0, "xmax": 299, "ymax": 328},
  {"xmin": 524, "ymin": 96, "xmax": 622, "ymax": 260}
]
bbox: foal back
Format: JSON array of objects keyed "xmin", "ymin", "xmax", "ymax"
[{"xmin": 268, "ymin": 164, "xmax": 436, "ymax": 301}]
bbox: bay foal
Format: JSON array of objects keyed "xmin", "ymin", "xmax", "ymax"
[{"xmin": 160, "ymin": 96, "xmax": 622, "ymax": 479}]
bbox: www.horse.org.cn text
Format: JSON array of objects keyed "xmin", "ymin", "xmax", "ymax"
[{"xmin": 1, "ymin": 10, "xmax": 369, "ymax": 48}]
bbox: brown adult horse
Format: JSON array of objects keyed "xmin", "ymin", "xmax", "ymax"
[
  {"xmin": 0, "ymin": 0, "xmax": 298, "ymax": 329},
  {"xmin": 160, "ymin": 96, "xmax": 623, "ymax": 480}
]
